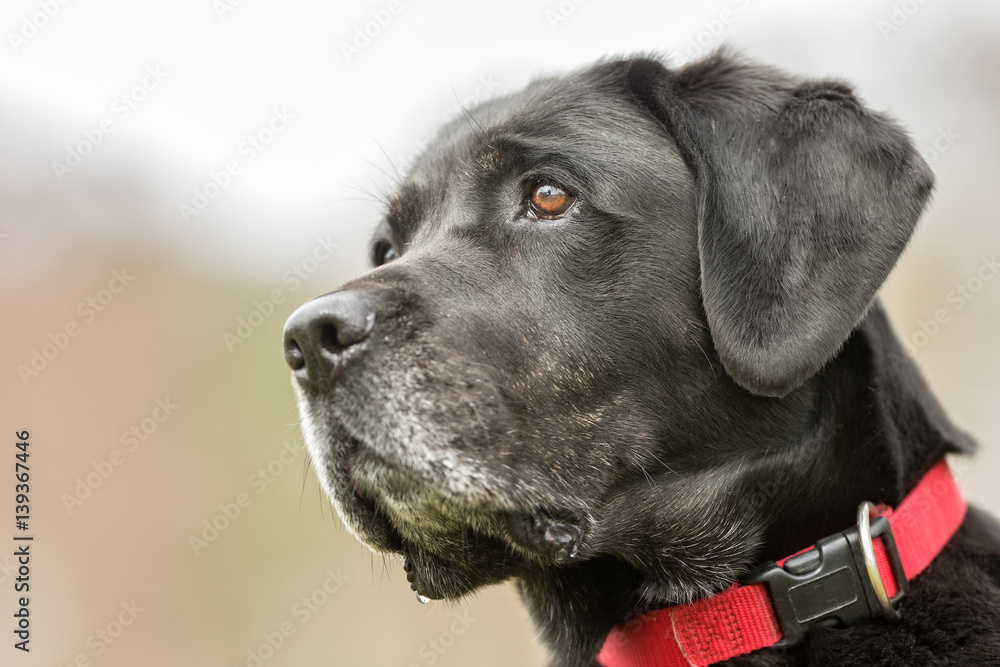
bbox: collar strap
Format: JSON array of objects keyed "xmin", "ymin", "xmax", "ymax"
[{"xmin": 598, "ymin": 459, "xmax": 966, "ymax": 667}]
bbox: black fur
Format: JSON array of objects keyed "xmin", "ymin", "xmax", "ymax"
[{"xmin": 283, "ymin": 51, "xmax": 1000, "ymax": 665}]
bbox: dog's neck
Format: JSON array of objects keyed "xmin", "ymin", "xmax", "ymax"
[{"xmin": 518, "ymin": 303, "xmax": 974, "ymax": 666}]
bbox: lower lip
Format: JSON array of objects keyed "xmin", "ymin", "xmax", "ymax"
[
  {"xmin": 350, "ymin": 472, "xmax": 367, "ymax": 502},
  {"xmin": 347, "ymin": 455, "xmax": 375, "ymax": 507}
]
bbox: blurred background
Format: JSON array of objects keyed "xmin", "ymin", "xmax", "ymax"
[{"xmin": 1, "ymin": 1, "xmax": 998, "ymax": 665}]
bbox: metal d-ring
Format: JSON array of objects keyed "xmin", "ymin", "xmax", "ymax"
[{"xmin": 857, "ymin": 500, "xmax": 902, "ymax": 622}]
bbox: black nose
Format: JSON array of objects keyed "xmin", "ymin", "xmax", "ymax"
[{"xmin": 282, "ymin": 290, "xmax": 376, "ymax": 387}]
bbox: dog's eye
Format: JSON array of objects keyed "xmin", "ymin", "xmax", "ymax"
[
  {"xmin": 529, "ymin": 181, "xmax": 574, "ymax": 219},
  {"xmin": 373, "ymin": 241, "xmax": 398, "ymax": 267}
]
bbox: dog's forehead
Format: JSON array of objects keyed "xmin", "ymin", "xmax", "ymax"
[
  {"xmin": 406, "ymin": 87, "xmax": 582, "ymax": 180},
  {"xmin": 388, "ymin": 70, "xmax": 676, "ymax": 230}
]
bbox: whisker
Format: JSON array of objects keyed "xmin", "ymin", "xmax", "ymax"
[
  {"xmin": 649, "ymin": 452, "xmax": 680, "ymax": 478},
  {"xmin": 298, "ymin": 450, "xmax": 310, "ymax": 515},
  {"xmin": 453, "ymin": 87, "xmax": 486, "ymax": 137},
  {"xmin": 639, "ymin": 463, "xmax": 655, "ymax": 491},
  {"xmin": 339, "ymin": 177, "xmax": 389, "ymax": 206},
  {"xmin": 693, "ymin": 339, "xmax": 717, "ymax": 379},
  {"xmin": 360, "ymin": 154, "xmax": 400, "ymax": 189},
  {"xmin": 373, "ymin": 137, "xmax": 403, "ymax": 183}
]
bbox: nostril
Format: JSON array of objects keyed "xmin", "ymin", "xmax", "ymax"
[
  {"xmin": 319, "ymin": 322, "xmax": 344, "ymax": 356},
  {"xmin": 284, "ymin": 337, "xmax": 306, "ymax": 371},
  {"xmin": 327, "ymin": 310, "xmax": 375, "ymax": 350}
]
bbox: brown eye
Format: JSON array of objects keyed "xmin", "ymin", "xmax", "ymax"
[
  {"xmin": 373, "ymin": 241, "xmax": 397, "ymax": 266},
  {"xmin": 529, "ymin": 181, "xmax": 574, "ymax": 219}
]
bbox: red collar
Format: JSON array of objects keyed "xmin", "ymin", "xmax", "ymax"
[{"xmin": 598, "ymin": 459, "xmax": 966, "ymax": 667}]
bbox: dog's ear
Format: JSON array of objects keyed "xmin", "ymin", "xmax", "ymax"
[{"xmin": 625, "ymin": 53, "xmax": 933, "ymax": 398}]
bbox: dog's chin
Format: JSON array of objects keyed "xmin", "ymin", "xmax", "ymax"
[
  {"xmin": 322, "ymin": 440, "xmax": 526, "ymax": 601},
  {"xmin": 301, "ymin": 414, "xmax": 493, "ymax": 548},
  {"xmin": 325, "ymin": 449, "xmax": 406, "ymax": 554},
  {"xmin": 298, "ymin": 421, "xmax": 404, "ymax": 553},
  {"xmin": 296, "ymin": 390, "xmax": 601, "ymax": 600},
  {"xmin": 301, "ymin": 422, "xmax": 571, "ymax": 600}
]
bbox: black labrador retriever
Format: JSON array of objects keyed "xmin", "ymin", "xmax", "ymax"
[{"xmin": 282, "ymin": 51, "xmax": 1000, "ymax": 666}]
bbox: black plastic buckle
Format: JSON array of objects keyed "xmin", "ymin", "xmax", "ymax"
[{"xmin": 743, "ymin": 508, "xmax": 908, "ymax": 646}]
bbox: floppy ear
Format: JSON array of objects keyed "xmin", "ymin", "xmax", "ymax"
[{"xmin": 625, "ymin": 53, "xmax": 934, "ymax": 398}]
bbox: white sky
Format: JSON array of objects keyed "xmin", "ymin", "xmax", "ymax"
[{"xmin": 1, "ymin": 0, "xmax": 998, "ymax": 276}]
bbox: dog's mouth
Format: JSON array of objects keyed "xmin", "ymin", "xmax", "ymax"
[
  {"xmin": 327, "ymin": 430, "xmax": 481, "ymax": 546},
  {"xmin": 293, "ymin": 352, "xmax": 597, "ymax": 601},
  {"xmin": 346, "ymin": 440, "xmax": 460, "ymax": 526},
  {"xmin": 322, "ymin": 422, "xmax": 588, "ymax": 570},
  {"xmin": 344, "ymin": 447, "xmax": 394, "ymax": 526}
]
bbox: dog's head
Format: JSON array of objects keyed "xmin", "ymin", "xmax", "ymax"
[{"xmin": 283, "ymin": 52, "xmax": 953, "ymax": 604}]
